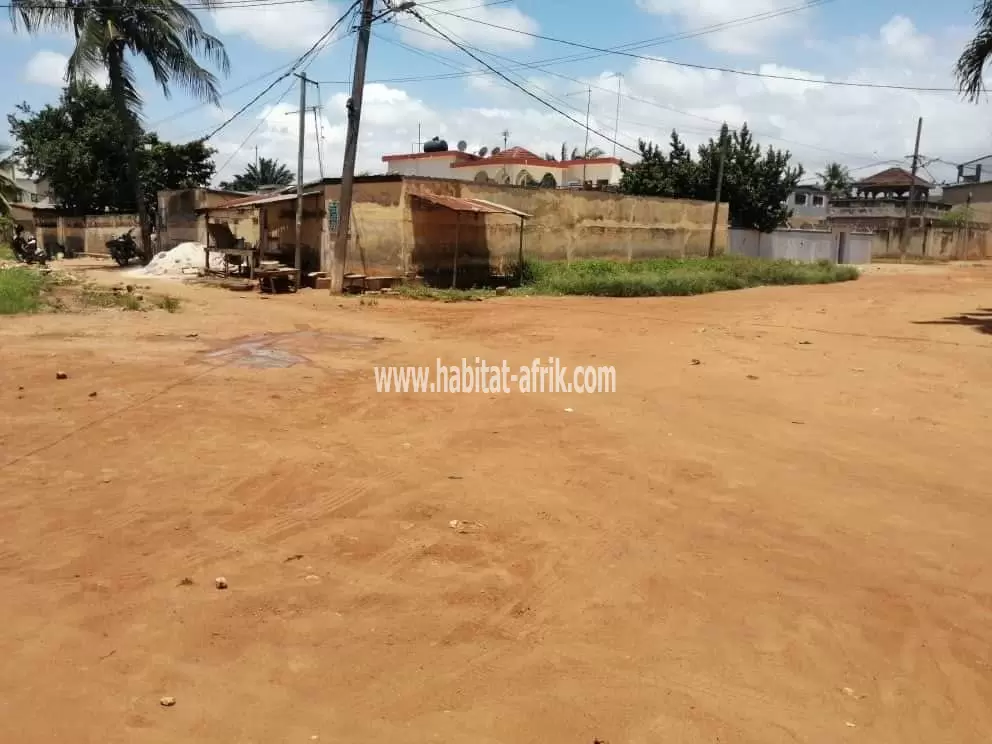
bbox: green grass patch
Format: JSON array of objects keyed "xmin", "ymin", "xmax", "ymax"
[
  {"xmin": 0, "ymin": 242, "xmax": 14, "ymax": 261},
  {"xmin": 521, "ymin": 256, "xmax": 859, "ymax": 297},
  {"xmin": 0, "ymin": 266, "xmax": 47, "ymax": 314}
]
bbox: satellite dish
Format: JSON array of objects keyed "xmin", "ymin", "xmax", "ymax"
[
  {"xmin": 478, "ymin": 146, "xmax": 489, "ymax": 157},
  {"xmin": 457, "ymin": 140, "xmax": 468, "ymax": 152}
]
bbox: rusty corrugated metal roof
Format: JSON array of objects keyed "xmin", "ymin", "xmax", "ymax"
[
  {"xmin": 411, "ymin": 193, "xmax": 531, "ymax": 218},
  {"xmin": 199, "ymin": 190, "xmax": 322, "ymax": 211}
]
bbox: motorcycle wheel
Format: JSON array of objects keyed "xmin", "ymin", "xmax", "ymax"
[{"xmin": 114, "ymin": 254, "xmax": 130, "ymax": 267}]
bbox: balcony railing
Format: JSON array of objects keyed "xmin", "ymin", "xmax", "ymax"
[{"xmin": 828, "ymin": 198, "xmax": 951, "ymax": 220}]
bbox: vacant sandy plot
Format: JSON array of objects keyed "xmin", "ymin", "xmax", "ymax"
[{"xmin": 2, "ymin": 262, "xmax": 992, "ymax": 743}]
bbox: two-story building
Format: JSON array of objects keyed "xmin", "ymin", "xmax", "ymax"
[
  {"xmin": 785, "ymin": 186, "xmax": 830, "ymax": 226},
  {"xmin": 382, "ymin": 146, "xmax": 623, "ymax": 190},
  {"xmin": 0, "ymin": 163, "xmax": 53, "ymax": 208},
  {"xmin": 827, "ymin": 167, "xmax": 947, "ymax": 232}
]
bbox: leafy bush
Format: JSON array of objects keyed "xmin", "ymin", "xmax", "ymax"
[{"xmin": 521, "ymin": 256, "xmax": 858, "ymax": 297}]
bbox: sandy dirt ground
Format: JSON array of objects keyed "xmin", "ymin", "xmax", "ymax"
[{"xmin": 2, "ymin": 260, "xmax": 992, "ymax": 743}]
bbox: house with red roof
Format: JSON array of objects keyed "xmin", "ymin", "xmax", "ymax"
[{"xmin": 382, "ymin": 144, "xmax": 623, "ymax": 190}]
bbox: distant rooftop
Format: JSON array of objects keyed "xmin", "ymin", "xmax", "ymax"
[{"xmin": 855, "ymin": 167, "xmax": 932, "ymax": 189}]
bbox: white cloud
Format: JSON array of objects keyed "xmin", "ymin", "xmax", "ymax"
[
  {"xmin": 23, "ymin": 50, "xmax": 69, "ymax": 87},
  {"xmin": 636, "ymin": 0, "xmax": 809, "ymax": 54},
  {"xmin": 204, "ymin": 15, "xmax": 992, "ymax": 189},
  {"xmin": 212, "ymin": 0, "xmax": 346, "ymax": 51},
  {"xmin": 23, "ymin": 49, "xmax": 109, "ymax": 87},
  {"xmin": 397, "ymin": 0, "xmax": 538, "ymax": 51},
  {"xmin": 878, "ymin": 15, "xmax": 932, "ymax": 60}
]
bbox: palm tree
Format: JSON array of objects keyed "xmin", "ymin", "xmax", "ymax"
[
  {"xmin": 220, "ymin": 158, "xmax": 294, "ymax": 192},
  {"xmin": 957, "ymin": 1, "xmax": 992, "ymax": 101},
  {"xmin": 9, "ymin": 0, "xmax": 229, "ymax": 260},
  {"xmin": 561, "ymin": 143, "xmax": 606, "ymax": 160},
  {"xmin": 817, "ymin": 162, "xmax": 853, "ymax": 195}
]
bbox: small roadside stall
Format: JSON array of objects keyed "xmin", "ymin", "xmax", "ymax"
[{"xmin": 196, "ymin": 190, "xmax": 324, "ymax": 291}]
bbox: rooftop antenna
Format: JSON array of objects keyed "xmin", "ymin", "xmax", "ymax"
[{"xmin": 501, "ymin": 129, "xmax": 510, "ymax": 150}]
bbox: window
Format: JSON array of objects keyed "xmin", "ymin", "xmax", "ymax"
[
  {"xmin": 794, "ymin": 193, "xmax": 808, "ymax": 206},
  {"xmin": 812, "ymin": 195, "xmax": 824, "ymax": 207},
  {"xmin": 30, "ymin": 193, "xmax": 39, "ymax": 203},
  {"xmin": 596, "ymin": 179, "xmax": 609, "ymax": 188}
]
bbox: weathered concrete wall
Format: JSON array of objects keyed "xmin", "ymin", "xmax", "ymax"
[
  {"xmin": 229, "ymin": 177, "xmax": 727, "ymax": 280},
  {"xmin": 320, "ymin": 180, "xmax": 407, "ymax": 276},
  {"xmin": 729, "ymin": 228, "xmax": 872, "ymax": 264},
  {"xmin": 868, "ymin": 225, "xmax": 992, "ymax": 260},
  {"xmin": 31, "ymin": 213, "xmax": 138, "ymax": 256},
  {"xmin": 158, "ymin": 188, "xmax": 255, "ymax": 251},
  {"xmin": 397, "ymin": 177, "xmax": 727, "ymax": 280}
]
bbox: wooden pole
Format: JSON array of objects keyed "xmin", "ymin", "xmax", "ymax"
[
  {"xmin": 708, "ymin": 132, "xmax": 727, "ymax": 259},
  {"xmin": 900, "ymin": 116, "xmax": 923, "ymax": 262},
  {"xmin": 518, "ymin": 215, "xmax": 525, "ymax": 284},
  {"xmin": 332, "ymin": 0, "xmax": 375, "ymax": 293}
]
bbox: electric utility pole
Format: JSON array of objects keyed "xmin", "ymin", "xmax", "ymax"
[
  {"xmin": 900, "ymin": 116, "xmax": 923, "ymax": 261},
  {"xmin": 331, "ymin": 0, "xmax": 375, "ymax": 293},
  {"xmin": 613, "ymin": 74, "xmax": 622, "ymax": 158},
  {"xmin": 582, "ymin": 86, "xmax": 591, "ymax": 186},
  {"xmin": 708, "ymin": 131, "xmax": 728, "ymax": 259},
  {"xmin": 293, "ymin": 72, "xmax": 318, "ymax": 289}
]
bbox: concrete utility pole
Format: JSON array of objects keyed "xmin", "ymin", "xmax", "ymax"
[
  {"xmin": 294, "ymin": 72, "xmax": 308, "ymax": 290},
  {"xmin": 501, "ymin": 129, "xmax": 510, "ymax": 150},
  {"xmin": 331, "ymin": 0, "xmax": 375, "ymax": 293},
  {"xmin": 708, "ymin": 131, "xmax": 728, "ymax": 259},
  {"xmin": 613, "ymin": 73, "xmax": 622, "ymax": 158},
  {"xmin": 582, "ymin": 86, "xmax": 591, "ymax": 186},
  {"xmin": 900, "ymin": 116, "xmax": 923, "ymax": 261}
]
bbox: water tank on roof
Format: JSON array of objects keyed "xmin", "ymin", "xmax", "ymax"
[{"xmin": 423, "ymin": 136, "xmax": 449, "ymax": 153}]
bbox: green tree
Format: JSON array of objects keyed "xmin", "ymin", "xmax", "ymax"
[
  {"xmin": 817, "ymin": 161, "xmax": 853, "ymax": 195},
  {"xmin": 9, "ymin": 0, "xmax": 229, "ymax": 261},
  {"xmin": 620, "ymin": 123, "xmax": 802, "ymax": 232},
  {"xmin": 219, "ymin": 158, "xmax": 294, "ymax": 191},
  {"xmin": 957, "ymin": 1, "xmax": 992, "ymax": 101},
  {"xmin": 9, "ymin": 84, "xmax": 215, "ymax": 216}
]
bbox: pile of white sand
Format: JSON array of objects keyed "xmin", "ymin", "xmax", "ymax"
[{"xmin": 130, "ymin": 241, "xmax": 226, "ymax": 278}]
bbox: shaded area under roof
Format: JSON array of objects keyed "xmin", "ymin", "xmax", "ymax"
[{"xmin": 411, "ymin": 193, "xmax": 531, "ymax": 218}]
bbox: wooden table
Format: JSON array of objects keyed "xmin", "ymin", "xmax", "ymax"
[
  {"xmin": 255, "ymin": 266, "xmax": 301, "ymax": 294},
  {"xmin": 204, "ymin": 245, "xmax": 257, "ymax": 278}
]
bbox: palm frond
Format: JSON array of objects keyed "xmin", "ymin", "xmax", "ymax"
[{"xmin": 958, "ymin": 1, "xmax": 992, "ymax": 101}]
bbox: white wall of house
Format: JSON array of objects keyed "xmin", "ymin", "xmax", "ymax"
[
  {"xmin": 383, "ymin": 151, "xmax": 623, "ymax": 188},
  {"xmin": 385, "ymin": 154, "xmax": 466, "ymax": 179}
]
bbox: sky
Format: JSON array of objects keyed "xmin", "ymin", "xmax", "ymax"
[{"xmin": 1, "ymin": 0, "xmax": 990, "ymax": 187}]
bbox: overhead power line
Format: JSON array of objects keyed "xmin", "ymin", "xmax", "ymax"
[
  {"xmin": 388, "ymin": 18, "xmax": 897, "ymax": 164},
  {"xmin": 215, "ymin": 76, "xmax": 298, "ymax": 175},
  {"xmin": 198, "ymin": 0, "xmax": 359, "ymax": 142},
  {"xmin": 318, "ymin": 0, "xmax": 839, "ymax": 86},
  {"xmin": 427, "ymin": 5, "xmax": 962, "ymax": 93},
  {"xmin": 406, "ymin": 7, "xmax": 642, "ymax": 157}
]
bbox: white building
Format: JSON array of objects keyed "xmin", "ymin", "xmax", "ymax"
[
  {"xmin": 382, "ymin": 146, "xmax": 623, "ymax": 189},
  {"xmin": 0, "ymin": 162, "xmax": 53, "ymax": 208}
]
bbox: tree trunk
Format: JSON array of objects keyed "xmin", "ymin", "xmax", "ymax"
[{"xmin": 108, "ymin": 57, "xmax": 152, "ymax": 263}]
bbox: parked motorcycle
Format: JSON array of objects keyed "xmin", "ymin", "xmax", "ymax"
[
  {"xmin": 12, "ymin": 227, "xmax": 47, "ymax": 266},
  {"xmin": 106, "ymin": 228, "xmax": 139, "ymax": 267}
]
